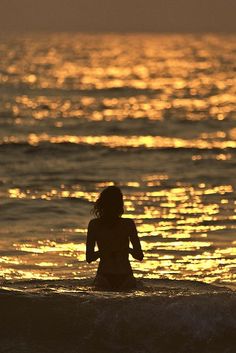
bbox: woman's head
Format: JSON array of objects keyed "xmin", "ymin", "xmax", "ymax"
[{"xmin": 92, "ymin": 186, "xmax": 124, "ymax": 219}]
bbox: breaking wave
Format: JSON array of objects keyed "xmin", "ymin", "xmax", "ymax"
[{"xmin": 0, "ymin": 279, "xmax": 235, "ymax": 353}]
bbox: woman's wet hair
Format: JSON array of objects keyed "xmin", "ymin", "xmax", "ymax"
[{"xmin": 92, "ymin": 186, "xmax": 124, "ymax": 219}]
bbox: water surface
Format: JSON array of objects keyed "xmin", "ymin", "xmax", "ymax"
[{"xmin": 0, "ymin": 33, "xmax": 236, "ymax": 289}]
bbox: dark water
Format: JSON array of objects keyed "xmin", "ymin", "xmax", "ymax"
[
  {"xmin": 0, "ymin": 32, "xmax": 236, "ymax": 352},
  {"xmin": 1, "ymin": 279, "xmax": 236, "ymax": 353}
]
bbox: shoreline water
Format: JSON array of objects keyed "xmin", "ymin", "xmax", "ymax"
[{"xmin": 1, "ymin": 278, "xmax": 236, "ymax": 353}]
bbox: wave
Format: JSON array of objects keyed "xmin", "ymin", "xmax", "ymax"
[
  {"xmin": 0, "ymin": 85, "xmax": 159, "ymax": 97},
  {"xmin": 1, "ymin": 134, "xmax": 236, "ymax": 151},
  {"xmin": 0, "ymin": 279, "xmax": 235, "ymax": 353}
]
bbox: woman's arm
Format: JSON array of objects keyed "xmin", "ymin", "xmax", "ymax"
[
  {"xmin": 129, "ymin": 220, "xmax": 144, "ymax": 261},
  {"xmin": 86, "ymin": 220, "xmax": 100, "ymax": 263}
]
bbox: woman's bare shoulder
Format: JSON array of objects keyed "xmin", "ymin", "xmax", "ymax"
[
  {"xmin": 88, "ymin": 218, "xmax": 101, "ymax": 227},
  {"xmin": 89, "ymin": 218, "xmax": 135, "ymax": 228},
  {"xmin": 121, "ymin": 218, "xmax": 135, "ymax": 226}
]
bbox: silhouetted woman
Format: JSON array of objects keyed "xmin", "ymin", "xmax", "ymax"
[{"xmin": 86, "ymin": 186, "xmax": 143, "ymax": 290}]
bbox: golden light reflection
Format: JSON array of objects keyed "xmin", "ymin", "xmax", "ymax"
[
  {"xmin": 1, "ymin": 34, "xmax": 236, "ymax": 286},
  {"xmin": 4, "ymin": 179, "xmax": 235, "ymax": 285},
  {"xmin": 192, "ymin": 153, "xmax": 232, "ymax": 161},
  {"xmin": 8, "ymin": 187, "xmax": 98, "ymax": 202},
  {"xmin": 14, "ymin": 240, "xmax": 85, "ymax": 256},
  {"xmin": 3, "ymin": 133, "xmax": 236, "ymax": 149}
]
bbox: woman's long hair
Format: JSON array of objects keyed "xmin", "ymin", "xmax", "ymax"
[{"xmin": 92, "ymin": 186, "xmax": 124, "ymax": 219}]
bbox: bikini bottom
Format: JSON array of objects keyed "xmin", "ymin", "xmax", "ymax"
[{"xmin": 94, "ymin": 273, "xmax": 136, "ymax": 290}]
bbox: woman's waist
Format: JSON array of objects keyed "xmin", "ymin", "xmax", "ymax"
[
  {"xmin": 98, "ymin": 258, "xmax": 132, "ymax": 273},
  {"xmin": 99, "ymin": 249, "xmax": 129, "ymax": 258},
  {"xmin": 99, "ymin": 255, "xmax": 130, "ymax": 266},
  {"xmin": 97, "ymin": 267, "xmax": 133, "ymax": 275}
]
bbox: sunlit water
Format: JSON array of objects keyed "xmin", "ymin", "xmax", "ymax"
[{"xmin": 0, "ymin": 33, "xmax": 235, "ymax": 290}]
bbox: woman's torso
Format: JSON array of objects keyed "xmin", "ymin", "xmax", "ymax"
[{"xmin": 93, "ymin": 217, "xmax": 132, "ymax": 275}]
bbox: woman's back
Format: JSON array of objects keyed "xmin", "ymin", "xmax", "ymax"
[{"xmin": 87, "ymin": 217, "xmax": 134, "ymax": 274}]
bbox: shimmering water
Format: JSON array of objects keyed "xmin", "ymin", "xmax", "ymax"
[{"xmin": 0, "ymin": 33, "xmax": 236, "ymax": 288}]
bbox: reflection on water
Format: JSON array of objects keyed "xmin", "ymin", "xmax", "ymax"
[
  {"xmin": 0, "ymin": 33, "xmax": 236, "ymax": 287},
  {"xmin": 3, "ymin": 133, "xmax": 236, "ymax": 149},
  {"xmin": 1, "ymin": 180, "xmax": 235, "ymax": 286}
]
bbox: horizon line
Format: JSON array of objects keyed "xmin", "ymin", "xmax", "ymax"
[{"xmin": 1, "ymin": 29, "xmax": 236, "ymax": 35}]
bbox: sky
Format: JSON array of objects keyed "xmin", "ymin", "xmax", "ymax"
[{"xmin": 0, "ymin": 0, "xmax": 235, "ymax": 33}]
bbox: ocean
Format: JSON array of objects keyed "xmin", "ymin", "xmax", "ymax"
[{"xmin": 0, "ymin": 33, "xmax": 236, "ymax": 352}]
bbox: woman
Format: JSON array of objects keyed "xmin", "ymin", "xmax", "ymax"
[{"xmin": 86, "ymin": 186, "xmax": 143, "ymax": 290}]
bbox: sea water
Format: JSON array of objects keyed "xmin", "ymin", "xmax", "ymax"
[{"xmin": 0, "ymin": 33, "xmax": 236, "ymax": 352}]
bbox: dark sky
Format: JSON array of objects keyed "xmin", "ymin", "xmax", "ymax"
[{"xmin": 0, "ymin": 0, "xmax": 235, "ymax": 33}]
